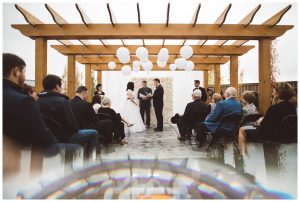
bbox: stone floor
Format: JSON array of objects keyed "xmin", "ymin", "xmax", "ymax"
[{"xmin": 3, "ymin": 125, "xmax": 298, "ymax": 199}]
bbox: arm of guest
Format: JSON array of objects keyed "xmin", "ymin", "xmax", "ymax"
[{"xmin": 205, "ymin": 102, "xmax": 222, "ymax": 122}]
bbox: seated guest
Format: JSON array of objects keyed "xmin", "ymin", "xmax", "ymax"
[
  {"xmin": 238, "ymin": 82, "xmax": 297, "ymax": 155},
  {"xmin": 208, "ymin": 93, "xmax": 222, "ymax": 113},
  {"xmin": 289, "ymin": 87, "xmax": 297, "ymax": 111},
  {"xmin": 195, "ymin": 87, "xmax": 242, "ymax": 147},
  {"xmin": 98, "ymin": 97, "xmax": 133, "ymax": 144},
  {"xmin": 21, "ymin": 83, "xmax": 39, "ymax": 101},
  {"xmin": 94, "ymin": 83, "xmax": 105, "ymax": 97},
  {"xmin": 193, "ymin": 80, "xmax": 207, "ymax": 102},
  {"xmin": 177, "ymin": 89, "xmax": 210, "ymax": 141},
  {"xmin": 253, "ymin": 91, "xmax": 259, "ymax": 111},
  {"xmin": 38, "ymin": 75, "xmax": 99, "ymax": 155},
  {"xmin": 92, "ymin": 95, "xmax": 102, "ymax": 114},
  {"xmin": 240, "ymin": 91, "xmax": 259, "ymax": 125},
  {"xmin": 70, "ymin": 86, "xmax": 114, "ymax": 145}
]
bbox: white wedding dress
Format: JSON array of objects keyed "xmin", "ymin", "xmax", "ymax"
[{"xmin": 120, "ymin": 90, "xmax": 146, "ymax": 135}]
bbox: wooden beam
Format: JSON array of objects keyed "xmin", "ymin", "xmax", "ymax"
[
  {"xmin": 75, "ymin": 3, "xmax": 92, "ymax": 26},
  {"xmin": 35, "ymin": 38, "xmax": 47, "ymax": 93},
  {"xmin": 215, "ymin": 4, "xmax": 232, "ymax": 26},
  {"xmin": 230, "ymin": 55, "xmax": 239, "ymax": 96},
  {"xmin": 15, "ymin": 4, "xmax": 44, "ymax": 26},
  {"xmin": 85, "ymin": 64, "xmax": 92, "ymax": 100},
  {"xmin": 91, "ymin": 64, "xmax": 213, "ymax": 71},
  {"xmin": 45, "ymin": 4, "xmax": 68, "ymax": 26},
  {"xmin": 51, "ymin": 45, "xmax": 255, "ymax": 56},
  {"xmin": 214, "ymin": 64, "xmax": 221, "ymax": 93},
  {"xmin": 97, "ymin": 71, "xmax": 102, "ymax": 84},
  {"xmin": 67, "ymin": 55, "xmax": 76, "ymax": 98},
  {"xmin": 137, "ymin": 3, "xmax": 141, "ymax": 27},
  {"xmin": 258, "ymin": 39, "xmax": 272, "ymax": 115},
  {"xmin": 263, "ymin": 5, "xmax": 292, "ymax": 27},
  {"xmin": 203, "ymin": 71, "xmax": 208, "ymax": 90},
  {"xmin": 12, "ymin": 24, "xmax": 293, "ymax": 40},
  {"xmin": 75, "ymin": 55, "xmax": 230, "ymax": 64},
  {"xmin": 192, "ymin": 3, "xmax": 201, "ymax": 27},
  {"xmin": 166, "ymin": 3, "xmax": 170, "ymax": 27}
]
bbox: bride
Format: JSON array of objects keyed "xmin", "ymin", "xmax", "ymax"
[{"xmin": 120, "ymin": 82, "xmax": 146, "ymax": 135}]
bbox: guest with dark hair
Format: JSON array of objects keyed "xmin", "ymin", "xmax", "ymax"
[
  {"xmin": 239, "ymin": 82, "xmax": 297, "ymax": 155},
  {"xmin": 193, "ymin": 80, "xmax": 207, "ymax": 102},
  {"xmin": 152, "ymin": 78, "xmax": 164, "ymax": 131},
  {"xmin": 70, "ymin": 86, "xmax": 114, "ymax": 145},
  {"xmin": 38, "ymin": 76, "xmax": 99, "ymax": 155},
  {"xmin": 92, "ymin": 95, "xmax": 102, "ymax": 113},
  {"xmin": 94, "ymin": 83, "xmax": 105, "ymax": 96},
  {"xmin": 127, "ymin": 81, "xmax": 135, "ymax": 91},
  {"xmin": 240, "ymin": 91, "xmax": 259, "ymax": 124}
]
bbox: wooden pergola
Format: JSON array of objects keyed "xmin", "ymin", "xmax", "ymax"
[{"xmin": 12, "ymin": 3, "xmax": 293, "ymax": 114}]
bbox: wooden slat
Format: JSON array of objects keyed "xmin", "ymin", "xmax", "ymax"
[
  {"xmin": 107, "ymin": 3, "xmax": 116, "ymax": 27},
  {"xmin": 79, "ymin": 40, "xmax": 92, "ymax": 47},
  {"xmin": 263, "ymin": 5, "xmax": 292, "ymax": 27},
  {"xmin": 215, "ymin": 4, "xmax": 232, "ymax": 26},
  {"xmin": 99, "ymin": 40, "xmax": 108, "ymax": 47},
  {"xmin": 192, "ymin": 3, "xmax": 201, "ymax": 27},
  {"xmin": 58, "ymin": 40, "xmax": 74, "ymax": 47},
  {"xmin": 232, "ymin": 40, "xmax": 248, "ymax": 47},
  {"xmin": 198, "ymin": 40, "xmax": 207, "ymax": 46},
  {"xmin": 15, "ymin": 4, "xmax": 44, "ymax": 26},
  {"xmin": 137, "ymin": 3, "xmax": 141, "ymax": 27},
  {"xmin": 166, "ymin": 3, "xmax": 170, "ymax": 27},
  {"xmin": 76, "ymin": 55, "xmax": 230, "ymax": 64},
  {"xmin": 51, "ymin": 45, "xmax": 255, "ymax": 56},
  {"xmin": 45, "ymin": 4, "xmax": 68, "ymax": 26},
  {"xmin": 75, "ymin": 3, "xmax": 92, "ymax": 26},
  {"xmin": 12, "ymin": 24, "xmax": 293, "ymax": 40},
  {"xmin": 240, "ymin": 4, "xmax": 261, "ymax": 26}
]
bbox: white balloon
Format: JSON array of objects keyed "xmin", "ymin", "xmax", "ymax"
[
  {"xmin": 119, "ymin": 55, "xmax": 130, "ymax": 64},
  {"xmin": 133, "ymin": 65, "xmax": 140, "ymax": 72},
  {"xmin": 141, "ymin": 61, "xmax": 153, "ymax": 71},
  {"xmin": 121, "ymin": 65, "xmax": 132, "ymax": 76},
  {"xmin": 136, "ymin": 47, "xmax": 148, "ymax": 59},
  {"xmin": 157, "ymin": 60, "xmax": 167, "ymax": 68},
  {"xmin": 175, "ymin": 58, "xmax": 187, "ymax": 69},
  {"xmin": 108, "ymin": 61, "xmax": 116, "ymax": 70},
  {"xmin": 157, "ymin": 53, "xmax": 169, "ymax": 62},
  {"xmin": 132, "ymin": 60, "xmax": 140, "ymax": 68},
  {"xmin": 159, "ymin": 48, "xmax": 169, "ymax": 55},
  {"xmin": 180, "ymin": 45, "xmax": 193, "ymax": 59},
  {"xmin": 185, "ymin": 61, "xmax": 195, "ymax": 71},
  {"xmin": 169, "ymin": 63, "xmax": 176, "ymax": 71},
  {"xmin": 139, "ymin": 56, "xmax": 148, "ymax": 63},
  {"xmin": 116, "ymin": 47, "xmax": 130, "ymax": 58}
]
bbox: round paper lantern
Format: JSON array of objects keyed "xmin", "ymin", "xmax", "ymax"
[
  {"xmin": 139, "ymin": 56, "xmax": 148, "ymax": 64},
  {"xmin": 132, "ymin": 60, "xmax": 140, "ymax": 68},
  {"xmin": 185, "ymin": 60, "xmax": 195, "ymax": 71},
  {"xmin": 117, "ymin": 47, "xmax": 130, "ymax": 59},
  {"xmin": 136, "ymin": 47, "xmax": 148, "ymax": 59},
  {"xmin": 175, "ymin": 58, "xmax": 187, "ymax": 69},
  {"xmin": 119, "ymin": 55, "xmax": 130, "ymax": 64},
  {"xmin": 108, "ymin": 61, "xmax": 116, "ymax": 70},
  {"xmin": 180, "ymin": 45, "xmax": 193, "ymax": 59},
  {"xmin": 159, "ymin": 48, "xmax": 169, "ymax": 55},
  {"xmin": 133, "ymin": 65, "xmax": 140, "ymax": 72},
  {"xmin": 157, "ymin": 53, "xmax": 169, "ymax": 63},
  {"xmin": 121, "ymin": 65, "xmax": 132, "ymax": 76},
  {"xmin": 157, "ymin": 60, "xmax": 167, "ymax": 68},
  {"xmin": 169, "ymin": 63, "xmax": 176, "ymax": 71},
  {"xmin": 141, "ymin": 61, "xmax": 153, "ymax": 71}
]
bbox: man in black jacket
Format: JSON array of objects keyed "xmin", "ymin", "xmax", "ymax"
[
  {"xmin": 177, "ymin": 89, "xmax": 210, "ymax": 141},
  {"xmin": 38, "ymin": 75, "xmax": 99, "ymax": 153},
  {"xmin": 151, "ymin": 78, "xmax": 164, "ymax": 131},
  {"xmin": 137, "ymin": 80, "xmax": 152, "ymax": 128},
  {"xmin": 70, "ymin": 86, "xmax": 113, "ymax": 145},
  {"xmin": 193, "ymin": 80, "xmax": 207, "ymax": 102}
]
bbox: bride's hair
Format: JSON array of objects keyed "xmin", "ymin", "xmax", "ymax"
[{"xmin": 126, "ymin": 82, "xmax": 134, "ymax": 91}]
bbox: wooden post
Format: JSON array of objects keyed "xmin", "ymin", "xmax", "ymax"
[
  {"xmin": 203, "ymin": 70, "xmax": 208, "ymax": 90},
  {"xmin": 85, "ymin": 64, "xmax": 92, "ymax": 101},
  {"xmin": 259, "ymin": 39, "xmax": 272, "ymax": 115},
  {"xmin": 97, "ymin": 71, "xmax": 102, "ymax": 84},
  {"xmin": 214, "ymin": 64, "xmax": 221, "ymax": 93},
  {"xmin": 35, "ymin": 38, "xmax": 47, "ymax": 93},
  {"xmin": 67, "ymin": 55, "xmax": 75, "ymax": 99},
  {"xmin": 230, "ymin": 55, "xmax": 239, "ymax": 97}
]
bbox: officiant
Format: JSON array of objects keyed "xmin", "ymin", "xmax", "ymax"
[{"xmin": 138, "ymin": 81, "xmax": 153, "ymax": 128}]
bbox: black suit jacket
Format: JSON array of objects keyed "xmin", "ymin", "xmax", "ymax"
[
  {"xmin": 3, "ymin": 79, "xmax": 57, "ymax": 148},
  {"xmin": 138, "ymin": 87, "xmax": 152, "ymax": 106},
  {"xmin": 153, "ymin": 85, "xmax": 164, "ymax": 107},
  {"xmin": 193, "ymin": 87, "xmax": 207, "ymax": 102},
  {"xmin": 70, "ymin": 96, "xmax": 99, "ymax": 129},
  {"xmin": 181, "ymin": 99, "xmax": 210, "ymax": 127}
]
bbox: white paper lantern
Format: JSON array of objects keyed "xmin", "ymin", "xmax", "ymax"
[
  {"xmin": 136, "ymin": 47, "xmax": 148, "ymax": 59},
  {"xmin": 139, "ymin": 56, "xmax": 148, "ymax": 63},
  {"xmin": 132, "ymin": 60, "xmax": 140, "ymax": 68},
  {"xmin": 121, "ymin": 65, "xmax": 132, "ymax": 76},
  {"xmin": 141, "ymin": 61, "xmax": 153, "ymax": 71},
  {"xmin": 133, "ymin": 65, "xmax": 140, "ymax": 72},
  {"xmin": 108, "ymin": 61, "xmax": 116, "ymax": 70},
  {"xmin": 157, "ymin": 53, "xmax": 169, "ymax": 63},
  {"xmin": 117, "ymin": 47, "xmax": 130, "ymax": 58},
  {"xmin": 180, "ymin": 45, "xmax": 193, "ymax": 59},
  {"xmin": 175, "ymin": 58, "xmax": 187, "ymax": 69},
  {"xmin": 169, "ymin": 63, "xmax": 176, "ymax": 71},
  {"xmin": 119, "ymin": 55, "xmax": 130, "ymax": 64},
  {"xmin": 157, "ymin": 60, "xmax": 167, "ymax": 68},
  {"xmin": 159, "ymin": 48, "xmax": 169, "ymax": 55},
  {"xmin": 185, "ymin": 61, "xmax": 195, "ymax": 71}
]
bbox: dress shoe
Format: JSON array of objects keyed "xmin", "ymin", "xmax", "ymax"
[{"xmin": 154, "ymin": 128, "xmax": 163, "ymax": 132}]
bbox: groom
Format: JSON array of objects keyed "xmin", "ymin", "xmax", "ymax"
[{"xmin": 151, "ymin": 78, "xmax": 164, "ymax": 132}]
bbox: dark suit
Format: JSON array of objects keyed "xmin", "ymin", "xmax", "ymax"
[
  {"xmin": 3, "ymin": 79, "xmax": 57, "ymax": 148},
  {"xmin": 193, "ymin": 87, "xmax": 207, "ymax": 102},
  {"xmin": 177, "ymin": 99, "xmax": 210, "ymax": 139},
  {"xmin": 138, "ymin": 87, "xmax": 152, "ymax": 126},
  {"xmin": 70, "ymin": 96, "xmax": 113, "ymax": 144},
  {"xmin": 153, "ymin": 85, "xmax": 164, "ymax": 130}
]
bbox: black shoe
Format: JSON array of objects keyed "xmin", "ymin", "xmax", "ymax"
[
  {"xmin": 154, "ymin": 128, "xmax": 163, "ymax": 132},
  {"xmin": 146, "ymin": 125, "xmax": 151, "ymax": 129}
]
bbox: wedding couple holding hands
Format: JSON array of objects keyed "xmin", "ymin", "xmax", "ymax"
[{"xmin": 120, "ymin": 78, "xmax": 164, "ymax": 135}]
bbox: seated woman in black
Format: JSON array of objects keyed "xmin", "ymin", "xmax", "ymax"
[
  {"xmin": 98, "ymin": 97, "xmax": 133, "ymax": 144},
  {"xmin": 238, "ymin": 82, "xmax": 297, "ymax": 155}
]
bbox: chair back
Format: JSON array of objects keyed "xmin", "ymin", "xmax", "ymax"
[
  {"xmin": 240, "ymin": 113, "xmax": 263, "ymax": 126},
  {"xmin": 275, "ymin": 115, "xmax": 297, "ymax": 143},
  {"xmin": 97, "ymin": 113, "xmax": 112, "ymax": 120},
  {"xmin": 217, "ymin": 113, "xmax": 243, "ymax": 135}
]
